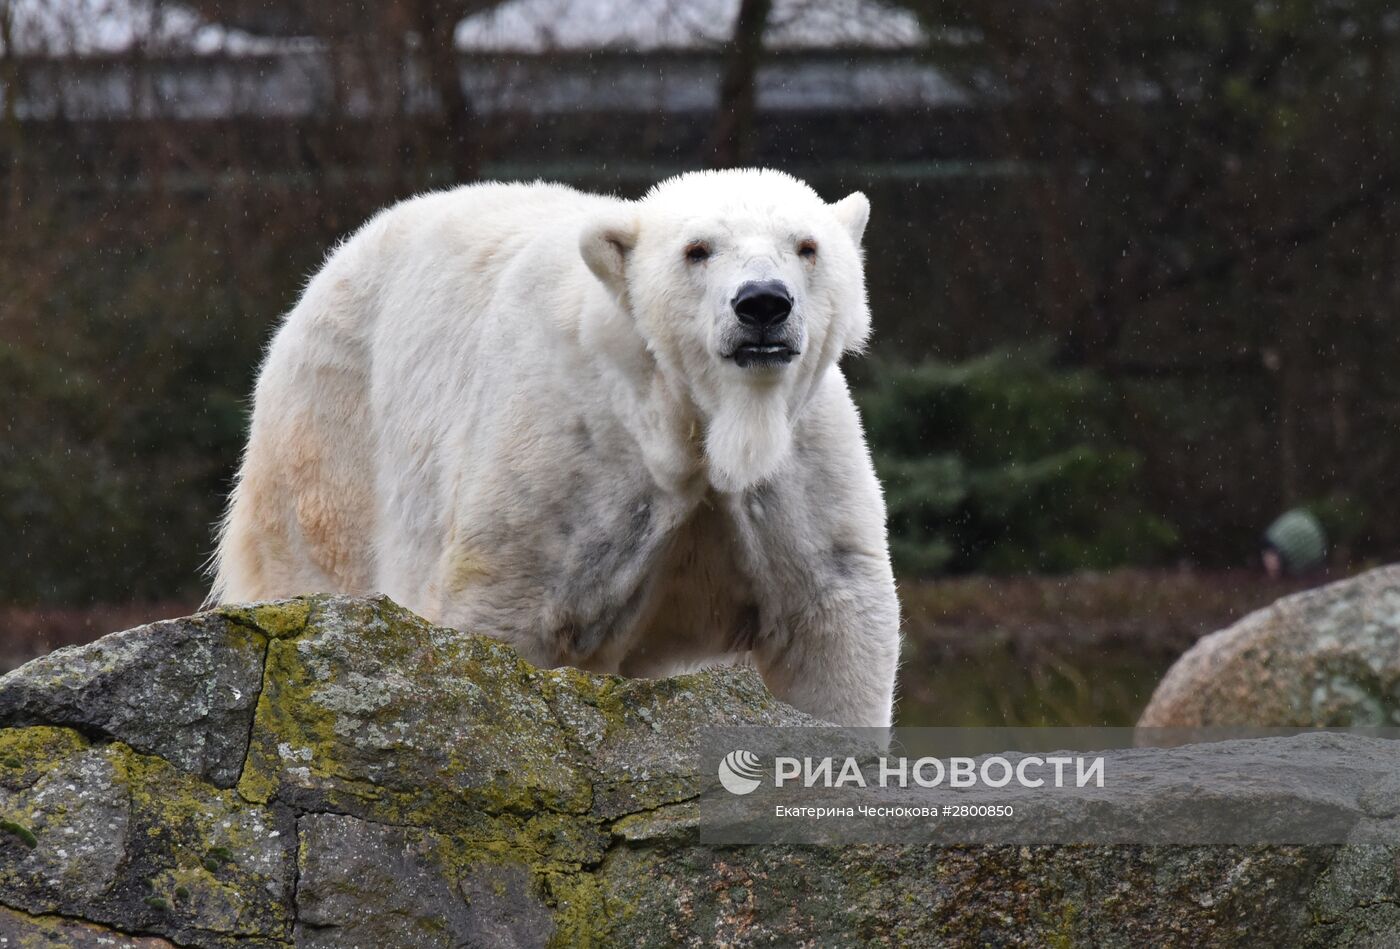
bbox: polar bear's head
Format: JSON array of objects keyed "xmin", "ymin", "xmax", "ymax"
[{"xmin": 580, "ymin": 169, "xmax": 871, "ymax": 492}]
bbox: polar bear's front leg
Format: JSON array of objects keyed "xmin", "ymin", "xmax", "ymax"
[
  {"xmin": 726, "ymin": 377, "xmax": 902, "ymax": 728},
  {"xmin": 752, "ymin": 565, "xmax": 900, "ymax": 728}
]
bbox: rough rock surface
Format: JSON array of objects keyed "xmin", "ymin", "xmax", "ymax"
[
  {"xmin": 0, "ymin": 593, "xmax": 1395, "ymax": 947},
  {"xmin": 0, "ymin": 610, "xmax": 265, "ymax": 787},
  {"xmin": 1141, "ymin": 565, "xmax": 1400, "ymax": 727}
]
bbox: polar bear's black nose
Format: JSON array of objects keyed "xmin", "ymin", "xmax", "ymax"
[{"xmin": 732, "ymin": 280, "xmax": 793, "ymax": 328}]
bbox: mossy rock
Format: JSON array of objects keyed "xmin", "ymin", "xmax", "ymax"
[
  {"xmin": 0, "ymin": 592, "xmax": 1396, "ymax": 946},
  {"xmin": 1142, "ymin": 565, "xmax": 1400, "ymax": 727}
]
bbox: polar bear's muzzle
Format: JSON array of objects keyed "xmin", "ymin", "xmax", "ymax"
[{"xmin": 726, "ymin": 280, "xmax": 800, "ymax": 369}]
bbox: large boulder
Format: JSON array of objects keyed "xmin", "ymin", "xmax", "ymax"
[
  {"xmin": 1140, "ymin": 565, "xmax": 1400, "ymax": 727},
  {"xmin": 0, "ymin": 594, "xmax": 1395, "ymax": 946}
]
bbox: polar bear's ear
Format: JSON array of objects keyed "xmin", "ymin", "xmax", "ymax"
[
  {"xmin": 830, "ymin": 192, "xmax": 870, "ymax": 246},
  {"xmin": 580, "ymin": 214, "xmax": 640, "ymax": 299}
]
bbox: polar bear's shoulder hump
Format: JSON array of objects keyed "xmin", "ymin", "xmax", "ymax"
[{"xmin": 375, "ymin": 181, "xmax": 618, "ymax": 234}]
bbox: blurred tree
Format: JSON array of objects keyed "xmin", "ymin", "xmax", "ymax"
[
  {"xmin": 895, "ymin": 0, "xmax": 1397, "ymax": 363},
  {"xmin": 891, "ymin": 0, "xmax": 1400, "ymax": 560},
  {"xmin": 181, "ymin": 0, "xmax": 508, "ymax": 182},
  {"xmin": 0, "ymin": 0, "xmax": 21, "ymax": 212},
  {"xmin": 707, "ymin": 0, "xmax": 773, "ymax": 168},
  {"xmin": 857, "ymin": 346, "xmax": 1178, "ymax": 575}
]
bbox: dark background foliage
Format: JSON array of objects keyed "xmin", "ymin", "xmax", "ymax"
[
  {"xmin": 856, "ymin": 348, "xmax": 1178, "ymax": 576},
  {"xmin": 2, "ymin": 0, "xmax": 1396, "ymax": 604}
]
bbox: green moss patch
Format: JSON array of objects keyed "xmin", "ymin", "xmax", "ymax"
[{"xmin": 0, "ymin": 818, "xmax": 37, "ymax": 848}]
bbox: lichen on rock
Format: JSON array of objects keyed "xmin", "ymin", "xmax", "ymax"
[
  {"xmin": 0, "ymin": 588, "xmax": 1398, "ymax": 946},
  {"xmin": 0, "ymin": 727, "xmax": 294, "ymax": 947},
  {"xmin": 0, "ymin": 613, "xmax": 267, "ymax": 788}
]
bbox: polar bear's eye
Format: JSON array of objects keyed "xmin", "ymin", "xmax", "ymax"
[
  {"xmin": 684, "ymin": 241, "xmax": 711, "ymax": 263},
  {"xmin": 797, "ymin": 239, "xmax": 818, "ymax": 260}
]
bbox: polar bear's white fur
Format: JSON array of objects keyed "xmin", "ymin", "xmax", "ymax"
[{"xmin": 212, "ymin": 169, "xmax": 900, "ymax": 727}]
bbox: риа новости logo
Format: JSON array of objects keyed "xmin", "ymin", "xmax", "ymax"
[{"xmin": 718, "ymin": 750, "xmax": 764, "ymax": 795}]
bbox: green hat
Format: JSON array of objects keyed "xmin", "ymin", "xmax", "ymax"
[{"xmin": 1264, "ymin": 509, "xmax": 1327, "ymax": 573}]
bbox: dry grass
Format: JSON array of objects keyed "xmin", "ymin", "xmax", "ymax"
[
  {"xmin": 896, "ymin": 568, "xmax": 1346, "ymax": 726},
  {"xmin": 900, "ymin": 567, "xmax": 1330, "ymax": 655}
]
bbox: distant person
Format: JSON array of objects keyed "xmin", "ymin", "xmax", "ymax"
[{"xmin": 1261, "ymin": 508, "xmax": 1327, "ymax": 578}]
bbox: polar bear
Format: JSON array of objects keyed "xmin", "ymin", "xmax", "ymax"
[{"xmin": 211, "ymin": 169, "xmax": 900, "ymax": 727}]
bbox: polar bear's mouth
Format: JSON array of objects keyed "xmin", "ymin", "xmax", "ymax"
[{"xmin": 729, "ymin": 343, "xmax": 799, "ymax": 368}]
